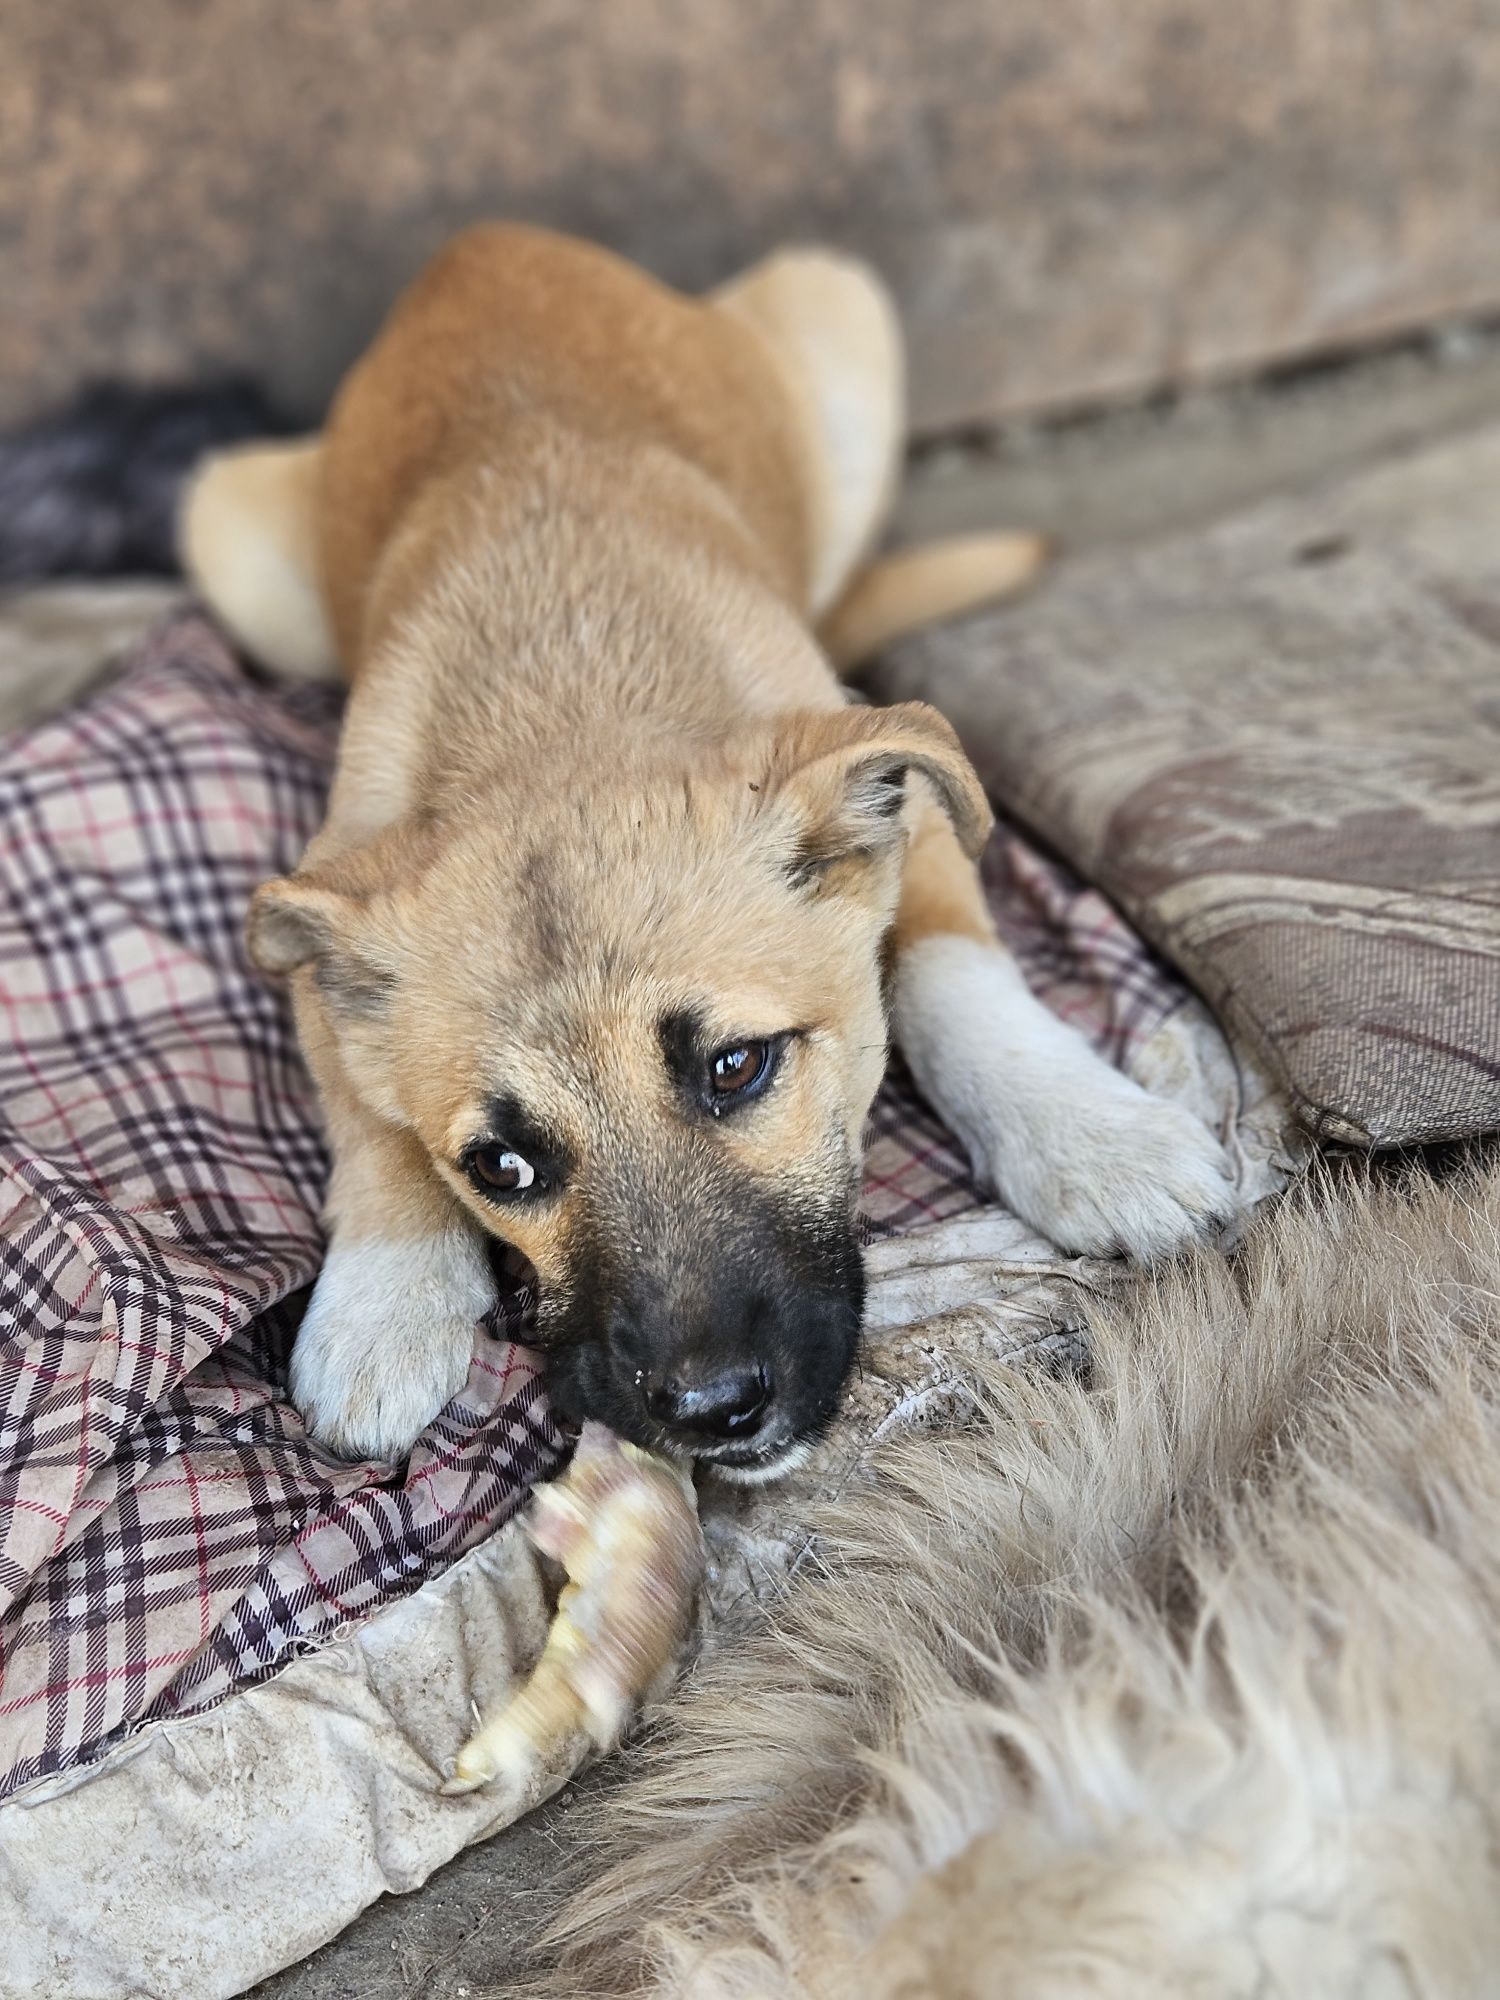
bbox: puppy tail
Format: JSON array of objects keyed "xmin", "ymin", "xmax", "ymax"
[{"xmin": 816, "ymin": 531, "xmax": 1048, "ymax": 673}]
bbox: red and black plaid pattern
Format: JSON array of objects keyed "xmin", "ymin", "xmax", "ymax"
[{"xmin": 0, "ymin": 614, "xmax": 1188, "ymax": 1801}]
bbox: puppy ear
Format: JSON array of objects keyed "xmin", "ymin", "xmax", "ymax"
[
  {"xmin": 247, "ymin": 877, "xmax": 342, "ymax": 973},
  {"xmin": 766, "ymin": 702, "xmax": 992, "ymax": 878},
  {"xmin": 247, "ymin": 875, "xmax": 394, "ymax": 1014}
]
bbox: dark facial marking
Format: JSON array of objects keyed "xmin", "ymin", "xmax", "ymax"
[
  {"xmin": 313, "ymin": 952, "xmax": 395, "ymax": 1020},
  {"xmin": 517, "ymin": 843, "xmax": 573, "ymax": 963},
  {"xmin": 539, "ymin": 1147, "xmax": 864, "ymax": 1463},
  {"xmin": 657, "ymin": 1007, "xmax": 708, "ymax": 1090}
]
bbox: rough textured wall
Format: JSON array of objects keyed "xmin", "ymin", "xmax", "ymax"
[{"xmin": 7, "ymin": 1, "xmax": 1500, "ymax": 434}]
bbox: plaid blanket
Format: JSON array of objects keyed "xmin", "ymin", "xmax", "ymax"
[{"xmin": 0, "ymin": 613, "xmax": 1189, "ymax": 1803}]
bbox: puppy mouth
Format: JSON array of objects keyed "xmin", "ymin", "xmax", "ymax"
[
  {"xmin": 537, "ymin": 1207, "xmax": 865, "ymax": 1476},
  {"xmin": 694, "ymin": 1432, "xmax": 818, "ymax": 1485},
  {"xmin": 577, "ymin": 1411, "xmax": 818, "ymax": 1485}
]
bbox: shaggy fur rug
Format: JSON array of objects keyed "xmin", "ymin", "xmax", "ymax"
[{"xmin": 519, "ymin": 1157, "xmax": 1500, "ymax": 1999}]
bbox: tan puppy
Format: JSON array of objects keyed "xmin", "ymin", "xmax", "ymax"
[{"xmin": 183, "ymin": 225, "xmax": 1239, "ymax": 1474}]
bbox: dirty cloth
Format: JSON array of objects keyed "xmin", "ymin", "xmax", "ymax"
[{"xmin": 0, "ymin": 612, "xmax": 1288, "ymax": 1997}]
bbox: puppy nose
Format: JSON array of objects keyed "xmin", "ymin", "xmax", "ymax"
[{"xmin": 642, "ymin": 1364, "xmax": 770, "ymax": 1440}]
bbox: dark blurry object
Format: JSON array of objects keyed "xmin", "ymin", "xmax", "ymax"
[{"xmin": 0, "ymin": 380, "xmax": 287, "ymax": 581}]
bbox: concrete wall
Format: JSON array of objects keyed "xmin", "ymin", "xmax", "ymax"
[{"xmin": 8, "ymin": 1, "xmax": 1500, "ymax": 435}]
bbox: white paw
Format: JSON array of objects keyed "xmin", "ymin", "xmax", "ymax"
[
  {"xmin": 970, "ymin": 1068, "xmax": 1239, "ymax": 1261},
  {"xmin": 290, "ymin": 1229, "xmax": 494, "ymax": 1461},
  {"xmin": 894, "ymin": 936, "xmax": 1242, "ymax": 1264}
]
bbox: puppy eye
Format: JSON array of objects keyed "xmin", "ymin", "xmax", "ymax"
[
  {"xmin": 468, "ymin": 1145, "xmax": 538, "ymax": 1195},
  {"xmin": 708, "ymin": 1039, "xmax": 772, "ymax": 1103}
]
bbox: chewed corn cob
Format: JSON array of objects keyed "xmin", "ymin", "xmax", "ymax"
[{"xmin": 441, "ymin": 1422, "xmax": 703, "ymax": 1793}]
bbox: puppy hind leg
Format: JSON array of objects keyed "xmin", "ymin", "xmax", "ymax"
[
  {"xmin": 712, "ymin": 248, "xmax": 905, "ymax": 620},
  {"xmin": 891, "ymin": 806, "xmax": 1242, "ymax": 1263},
  {"xmin": 711, "ymin": 251, "xmax": 1050, "ymax": 664},
  {"xmin": 179, "ymin": 436, "xmax": 341, "ymax": 679}
]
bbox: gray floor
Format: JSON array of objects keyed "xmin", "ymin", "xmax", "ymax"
[{"xmin": 9, "ymin": 317, "xmax": 1498, "ymax": 2000}]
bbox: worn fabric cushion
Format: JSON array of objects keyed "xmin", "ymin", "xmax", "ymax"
[{"xmin": 874, "ymin": 423, "xmax": 1500, "ymax": 1148}]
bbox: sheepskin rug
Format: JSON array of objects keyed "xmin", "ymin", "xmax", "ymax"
[{"xmin": 525, "ymin": 1158, "xmax": 1500, "ymax": 2000}]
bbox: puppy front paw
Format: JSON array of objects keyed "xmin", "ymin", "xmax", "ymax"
[
  {"xmin": 895, "ymin": 937, "xmax": 1244, "ymax": 1265},
  {"xmin": 290, "ymin": 1232, "xmax": 494, "ymax": 1462},
  {"xmin": 975, "ymin": 1077, "xmax": 1241, "ymax": 1263}
]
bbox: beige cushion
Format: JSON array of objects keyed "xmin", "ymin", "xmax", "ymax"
[{"xmin": 874, "ymin": 424, "xmax": 1500, "ymax": 1148}]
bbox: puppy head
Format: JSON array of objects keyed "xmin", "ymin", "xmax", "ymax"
[{"xmin": 251, "ymin": 701, "xmax": 989, "ymax": 1477}]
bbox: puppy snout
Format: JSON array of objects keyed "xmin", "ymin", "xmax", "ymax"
[{"xmin": 641, "ymin": 1362, "xmax": 771, "ymax": 1441}]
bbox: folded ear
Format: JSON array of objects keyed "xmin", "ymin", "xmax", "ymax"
[
  {"xmin": 246, "ymin": 874, "xmax": 394, "ymax": 1014},
  {"xmin": 766, "ymin": 701, "xmax": 992, "ymax": 879}
]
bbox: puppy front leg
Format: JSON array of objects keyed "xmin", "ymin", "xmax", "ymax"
[
  {"xmin": 891, "ymin": 806, "xmax": 1241, "ymax": 1262},
  {"xmin": 292, "ymin": 1092, "xmax": 495, "ymax": 1463}
]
